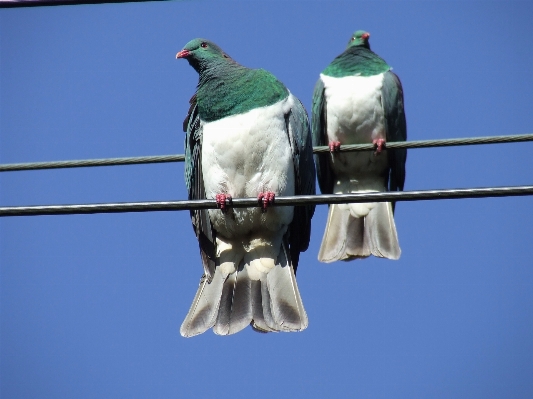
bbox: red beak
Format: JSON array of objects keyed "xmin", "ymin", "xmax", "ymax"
[
  {"xmin": 362, "ymin": 32, "xmax": 370, "ymax": 40},
  {"xmin": 176, "ymin": 49, "xmax": 190, "ymax": 59}
]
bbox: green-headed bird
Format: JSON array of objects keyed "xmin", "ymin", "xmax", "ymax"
[
  {"xmin": 177, "ymin": 39, "xmax": 315, "ymax": 337},
  {"xmin": 312, "ymin": 30, "xmax": 407, "ymax": 262}
]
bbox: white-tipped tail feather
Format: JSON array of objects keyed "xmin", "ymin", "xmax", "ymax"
[
  {"xmin": 318, "ymin": 201, "xmax": 400, "ymax": 262},
  {"xmin": 180, "ymin": 241, "xmax": 307, "ymax": 337}
]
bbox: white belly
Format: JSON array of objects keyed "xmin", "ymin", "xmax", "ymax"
[
  {"xmin": 321, "ymin": 73, "xmax": 389, "ymax": 190},
  {"xmin": 201, "ymin": 95, "xmax": 296, "ymax": 239}
]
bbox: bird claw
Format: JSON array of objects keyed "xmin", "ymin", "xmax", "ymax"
[
  {"xmin": 373, "ymin": 138, "xmax": 386, "ymax": 155},
  {"xmin": 215, "ymin": 194, "xmax": 232, "ymax": 213},
  {"xmin": 328, "ymin": 141, "xmax": 341, "ymax": 152},
  {"xmin": 257, "ymin": 191, "xmax": 275, "ymax": 213}
]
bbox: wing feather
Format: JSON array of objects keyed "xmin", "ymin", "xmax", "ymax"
[
  {"xmin": 382, "ymin": 71, "xmax": 407, "ymax": 199},
  {"xmin": 311, "ymin": 78, "xmax": 334, "ymax": 195},
  {"xmin": 286, "ymin": 96, "xmax": 316, "ymax": 272},
  {"xmin": 184, "ymin": 94, "xmax": 216, "ymax": 280}
]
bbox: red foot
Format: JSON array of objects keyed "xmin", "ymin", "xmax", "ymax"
[
  {"xmin": 215, "ymin": 193, "xmax": 232, "ymax": 213},
  {"xmin": 257, "ymin": 191, "xmax": 275, "ymax": 213},
  {"xmin": 373, "ymin": 138, "xmax": 386, "ymax": 155},
  {"xmin": 329, "ymin": 141, "xmax": 341, "ymax": 152}
]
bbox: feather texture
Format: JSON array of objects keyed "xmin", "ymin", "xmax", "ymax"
[
  {"xmin": 318, "ymin": 201, "xmax": 400, "ymax": 262},
  {"xmin": 312, "ymin": 32, "xmax": 406, "ymax": 263},
  {"xmin": 181, "ymin": 241, "xmax": 307, "ymax": 337},
  {"xmin": 178, "ymin": 38, "xmax": 314, "ymax": 336}
]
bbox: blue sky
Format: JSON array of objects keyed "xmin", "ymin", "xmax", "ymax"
[{"xmin": 1, "ymin": 1, "xmax": 533, "ymax": 398}]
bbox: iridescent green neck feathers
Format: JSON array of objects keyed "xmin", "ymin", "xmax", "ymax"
[{"xmin": 178, "ymin": 38, "xmax": 288, "ymax": 122}]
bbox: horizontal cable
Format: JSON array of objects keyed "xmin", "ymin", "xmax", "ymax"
[
  {"xmin": 0, "ymin": 154, "xmax": 185, "ymax": 172},
  {"xmin": 2, "ymin": 185, "xmax": 533, "ymax": 217},
  {"xmin": 312, "ymin": 133, "xmax": 533, "ymax": 153},
  {"xmin": 1, "ymin": 133, "xmax": 532, "ymax": 172},
  {"xmin": 0, "ymin": 0, "xmax": 168, "ymax": 8}
]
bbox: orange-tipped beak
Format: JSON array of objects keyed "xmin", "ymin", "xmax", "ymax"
[
  {"xmin": 362, "ymin": 32, "xmax": 370, "ymax": 40},
  {"xmin": 176, "ymin": 49, "xmax": 190, "ymax": 59}
]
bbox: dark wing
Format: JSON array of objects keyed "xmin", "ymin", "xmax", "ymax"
[
  {"xmin": 311, "ymin": 77, "xmax": 334, "ymax": 195},
  {"xmin": 285, "ymin": 96, "xmax": 316, "ymax": 272},
  {"xmin": 184, "ymin": 94, "xmax": 216, "ymax": 280},
  {"xmin": 382, "ymin": 71, "xmax": 407, "ymax": 208}
]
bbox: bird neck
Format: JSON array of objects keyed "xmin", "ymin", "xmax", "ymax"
[
  {"xmin": 322, "ymin": 46, "xmax": 390, "ymax": 78},
  {"xmin": 195, "ymin": 65, "xmax": 289, "ymax": 122}
]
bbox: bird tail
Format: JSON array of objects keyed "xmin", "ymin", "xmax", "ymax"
[
  {"xmin": 180, "ymin": 240, "xmax": 308, "ymax": 337},
  {"xmin": 317, "ymin": 200, "xmax": 401, "ymax": 263}
]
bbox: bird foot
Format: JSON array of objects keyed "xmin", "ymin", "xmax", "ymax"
[
  {"xmin": 373, "ymin": 138, "xmax": 386, "ymax": 155},
  {"xmin": 215, "ymin": 194, "xmax": 232, "ymax": 213},
  {"xmin": 329, "ymin": 141, "xmax": 341, "ymax": 152},
  {"xmin": 257, "ymin": 192, "xmax": 275, "ymax": 213}
]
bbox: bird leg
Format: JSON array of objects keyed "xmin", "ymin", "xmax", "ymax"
[
  {"xmin": 328, "ymin": 141, "xmax": 341, "ymax": 152},
  {"xmin": 215, "ymin": 193, "xmax": 232, "ymax": 214},
  {"xmin": 257, "ymin": 191, "xmax": 275, "ymax": 213},
  {"xmin": 373, "ymin": 138, "xmax": 386, "ymax": 155}
]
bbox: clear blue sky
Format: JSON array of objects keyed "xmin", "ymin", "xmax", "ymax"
[{"xmin": 1, "ymin": 1, "xmax": 533, "ymax": 398}]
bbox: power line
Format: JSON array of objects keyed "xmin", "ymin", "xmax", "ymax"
[
  {"xmin": 0, "ymin": 0, "xmax": 169, "ymax": 8},
  {"xmin": 1, "ymin": 133, "xmax": 532, "ymax": 173},
  {"xmin": 0, "ymin": 155, "xmax": 185, "ymax": 172},
  {"xmin": 311, "ymin": 133, "xmax": 533, "ymax": 153},
  {"xmin": 2, "ymin": 185, "xmax": 533, "ymax": 217}
]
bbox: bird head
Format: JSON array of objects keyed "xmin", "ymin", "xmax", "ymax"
[
  {"xmin": 176, "ymin": 38, "xmax": 232, "ymax": 73},
  {"xmin": 346, "ymin": 30, "xmax": 371, "ymax": 50}
]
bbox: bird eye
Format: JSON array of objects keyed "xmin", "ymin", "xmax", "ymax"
[
  {"xmin": 351, "ymin": 37, "xmax": 355, "ymax": 41},
  {"xmin": 200, "ymin": 42, "xmax": 208, "ymax": 48}
]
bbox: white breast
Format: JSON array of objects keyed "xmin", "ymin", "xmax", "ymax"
[
  {"xmin": 201, "ymin": 95, "xmax": 296, "ymax": 238},
  {"xmin": 321, "ymin": 73, "xmax": 385, "ymax": 144},
  {"xmin": 320, "ymin": 73, "xmax": 389, "ymax": 191}
]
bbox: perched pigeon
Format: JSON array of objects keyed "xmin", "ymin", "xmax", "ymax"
[
  {"xmin": 177, "ymin": 39, "xmax": 315, "ymax": 337},
  {"xmin": 312, "ymin": 30, "xmax": 407, "ymax": 262}
]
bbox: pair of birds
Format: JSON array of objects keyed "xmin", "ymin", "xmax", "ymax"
[{"xmin": 176, "ymin": 30, "xmax": 407, "ymax": 337}]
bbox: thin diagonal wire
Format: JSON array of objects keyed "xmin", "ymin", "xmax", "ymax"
[
  {"xmin": 0, "ymin": 0, "xmax": 169, "ymax": 8},
  {"xmin": 1, "ymin": 133, "xmax": 532, "ymax": 172},
  {"xmin": 311, "ymin": 133, "xmax": 533, "ymax": 153},
  {"xmin": 0, "ymin": 155, "xmax": 185, "ymax": 172},
  {"xmin": 2, "ymin": 185, "xmax": 533, "ymax": 217}
]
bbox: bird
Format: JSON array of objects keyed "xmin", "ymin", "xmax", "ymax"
[
  {"xmin": 311, "ymin": 30, "xmax": 407, "ymax": 263},
  {"xmin": 176, "ymin": 38, "xmax": 316, "ymax": 337}
]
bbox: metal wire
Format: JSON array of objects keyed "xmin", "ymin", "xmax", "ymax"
[
  {"xmin": 0, "ymin": 0, "xmax": 168, "ymax": 8},
  {"xmin": 0, "ymin": 155, "xmax": 185, "ymax": 172},
  {"xmin": 1, "ymin": 133, "xmax": 532, "ymax": 172},
  {"xmin": 2, "ymin": 185, "xmax": 533, "ymax": 217},
  {"xmin": 312, "ymin": 133, "xmax": 533, "ymax": 153}
]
